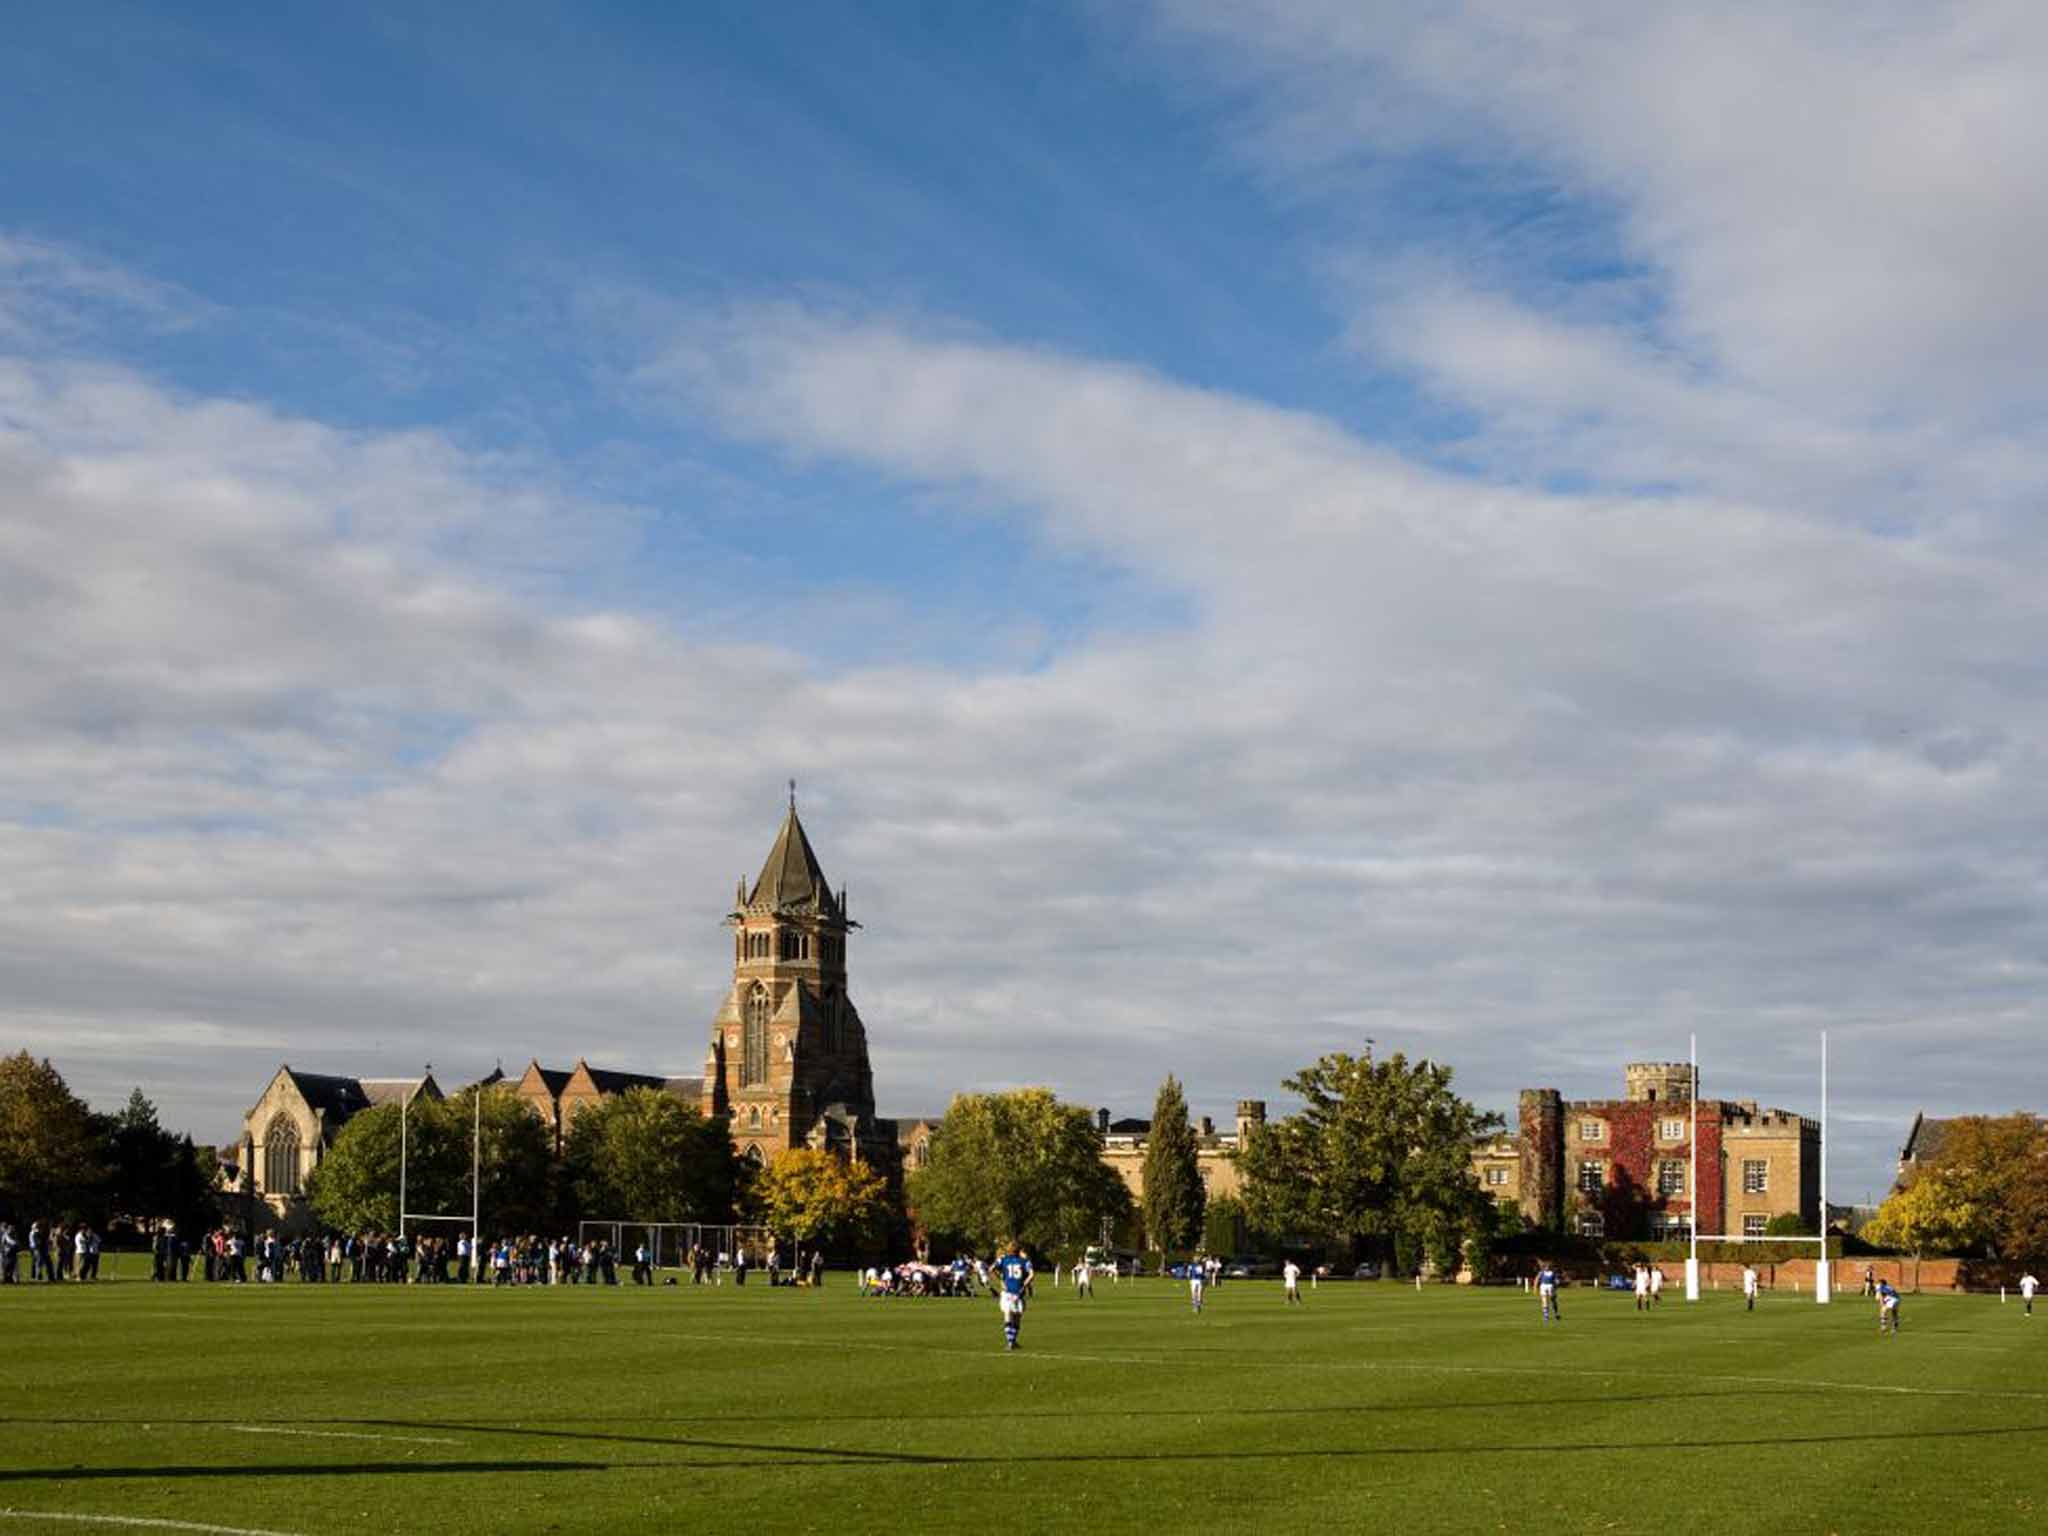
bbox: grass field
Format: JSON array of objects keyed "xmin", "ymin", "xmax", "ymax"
[{"xmin": 4, "ymin": 1264, "xmax": 2045, "ymax": 1535}]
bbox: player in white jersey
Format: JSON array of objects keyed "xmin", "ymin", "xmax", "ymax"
[
  {"xmin": 2020, "ymin": 1272, "xmax": 2037, "ymax": 1317},
  {"xmin": 1649, "ymin": 1265, "xmax": 1663, "ymax": 1304},
  {"xmin": 1633, "ymin": 1264, "xmax": 1650, "ymax": 1312},
  {"xmin": 1742, "ymin": 1265, "xmax": 1759, "ymax": 1311},
  {"xmin": 1282, "ymin": 1259, "xmax": 1302, "ymax": 1305},
  {"xmin": 1073, "ymin": 1259, "xmax": 1093, "ymax": 1299}
]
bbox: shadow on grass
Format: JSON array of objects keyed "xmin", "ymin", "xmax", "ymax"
[
  {"xmin": 0, "ymin": 1386, "xmax": 1815, "ymax": 1438},
  {"xmin": 0, "ymin": 1461, "xmax": 608, "ymax": 1482},
  {"xmin": 3, "ymin": 1422, "xmax": 2045, "ymax": 1480}
]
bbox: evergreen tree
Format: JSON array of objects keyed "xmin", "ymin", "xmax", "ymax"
[
  {"xmin": 105, "ymin": 1087, "xmax": 217, "ymax": 1232},
  {"xmin": 1236, "ymin": 1047, "xmax": 1500, "ymax": 1271},
  {"xmin": 1140, "ymin": 1074, "xmax": 1205, "ymax": 1256}
]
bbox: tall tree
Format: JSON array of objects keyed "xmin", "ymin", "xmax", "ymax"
[
  {"xmin": 1867, "ymin": 1114, "xmax": 2048, "ymax": 1261},
  {"xmin": 753, "ymin": 1148, "xmax": 890, "ymax": 1253},
  {"xmin": 1140, "ymin": 1075, "xmax": 1205, "ymax": 1255},
  {"xmin": 1235, "ymin": 1047, "xmax": 1500, "ymax": 1273},
  {"xmin": 304, "ymin": 1103, "xmax": 407, "ymax": 1232},
  {"xmin": 562, "ymin": 1088, "xmax": 739, "ymax": 1226},
  {"xmin": 105, "ymin": 1088, "xmax": 218, "ymax": 1232},
  {"xmin": 0, "ymin": 1052, "xmax": 109, "ymax": 1223},
  {"xmin": 907, "ymin": 1089, "xmax": 1131, "ymax": 1258},
  {"xmin": 442, "ymin": 1085, "xmax": 557, "ymax": 1234}
]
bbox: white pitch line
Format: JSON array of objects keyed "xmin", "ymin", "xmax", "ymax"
[
  {"xmin": 0, "ymin": 1512, "xmax": 303, "ymax": 1536},
  {"xmin": 223, "ymin": 1425, "xmax": 460, "ymax": 1446}
]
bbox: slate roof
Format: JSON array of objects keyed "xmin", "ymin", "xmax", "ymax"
[
  {"xmin": 577, "ymin": 1064, "xmax": 671, "ymax": 1095},
  {"xmin": 359, "ymin": 1076, "xmax": 439, "ymax": 1107},
  {"xmin": 745, "ymin": 804, "xmax": 842, "ymax": 918},
  {"xmin": 283, "ymin": 1069, "xmax": 371, "ymax": 1117},
  {"xmin": 526, "ymin": 1063, "xmax": 574, "ymax": 1097}
]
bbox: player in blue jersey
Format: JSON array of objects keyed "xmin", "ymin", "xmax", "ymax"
[
  {"xmin": 994, "ymin": 1241, "xmax": 1033, "ymax": 1351},
  {"xmin": 1536, "ymin": 1262, "xmax": 1561, "ymax": 1323}
]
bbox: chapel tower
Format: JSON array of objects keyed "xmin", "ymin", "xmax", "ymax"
[{"xmin": 701, "ymin": 793, "xmax": 880, "ymax": 1165}]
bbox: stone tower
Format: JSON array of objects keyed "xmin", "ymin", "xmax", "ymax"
[
  {"xmin": 1624, "ymin": 1061, "xmax": 1694, "ymax": 1104},
  {"xmin": 701, "ymin": 797, "xmax": 878, "ymax": 1165}
]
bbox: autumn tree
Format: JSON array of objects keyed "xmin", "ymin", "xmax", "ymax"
[
  {"xmin": 907, "ymin": 1089, "xmax": 1131, "ymax": 1258},
  {"xmin": 753, "ymin": 1148, "xmax": 889, "ymax": 1254},
  {"xmin": 1867, "ymin": 1115, "xmax": 2048, "ymax": 1261},
  {"xmin": 1140, "ymin": 1075, "xmax": 1205, "ymax": 1256},
  {"xmin": 0, "ymin": 1053, "xmax": 109, "ymax": 1223},
  {"xmin": 1235, "ymin": 1047, "xmax": 1500, "ymax": 1274},
  {"xmin": 563, "ymin": 1087, "xmax": 740, "ymax": 1226}
]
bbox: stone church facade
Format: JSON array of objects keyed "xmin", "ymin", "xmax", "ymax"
[{"xmin": 233, "ymin": 800, "xmax": 927, "ymax": 1228}]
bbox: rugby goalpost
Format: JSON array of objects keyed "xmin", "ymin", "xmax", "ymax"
[
  {"xmin": 1685, "ymin": 1030, "xmax": 1832, "ymax": 1305},
  {"xmin": 398, "ymin": 1066, "xmax": 482, "ymax": 1279},
  {"xmin": 576, "ymin": 1222, "xmax": 779, "ymax": 1273}
]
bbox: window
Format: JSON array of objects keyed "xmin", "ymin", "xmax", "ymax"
[
  {"xmin": 744, "ymin": 1145, "xmax": 765, "ymax": 1167},
  {"xmin": 1651, "ymin": 1214, "xmax": 1688, "ymax": 1240},
  {"xmin": 1743, "ymin": 1214, "xmax": 1769, "ymax": 1238},
  {"xmin": 263, "ymin": 1117, "xmax": 301, "ymax": 1196},
  {"xmin": 1577, "ymin": 1160, "xmax": 1605, "ymax": 1194},
  {"xmin": 1743, "ymin": 1159, "xmax": 1769, "ymax": 1194},
  {"xmin": 911, "ymin": 1140, "xmax": 929, "ymax": 1169},
  {"xmin": 1484, "ymin": 1167, "xmax": 1509, "ymax": 1186},
  {"xmin": 1577, "ymin": 1211, "xmax": 1605, "ymax": 1238},
  {"xmin": 742, "ymin": 984, "xmax": 771, "ymax": 1086},
  {"xmin": 1657, "ymin": 1161, "xmax": 1686, "ymax": 1196},
  {"xmin": 1660, "ymin": 1118, "xmax": 1686, "ymax": 1142},
  {"xmin": 1578, "ymin": 1119, "xmax": 1605, "ymax": 1141}
]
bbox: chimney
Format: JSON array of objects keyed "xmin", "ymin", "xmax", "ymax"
[
  {"xmin": 1097, "ymin": 1107, "xmax": 1110, "ymax": 1134},
  {"xmin": 1199, "ymin": 1115, "xmax": 1215, "ymax": 1138}
]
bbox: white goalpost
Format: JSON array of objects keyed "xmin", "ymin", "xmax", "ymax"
[
  {"xmin": 575, "ymin": 1221, "xmax": 779, "ymax": 1273},
  {"xmin": 1687, "ymin": 1029, "xmax": 1832, "ymax": 1304}
]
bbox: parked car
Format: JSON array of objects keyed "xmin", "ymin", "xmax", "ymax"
[
  {"xmin": 1352, "ymin": 1262, "xmax": 1381, "ymax": 1280},
  {"xmin": 1225, "ymin": 1256, "xmax": 1278, "ymax": 1278}
]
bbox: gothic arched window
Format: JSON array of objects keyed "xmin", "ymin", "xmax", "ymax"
[
  {"xmin": 744, "ymin": 1144, "xmax": 765, "ymax": 1168},
  {"xmin": 263, "ymin": 1116, "xmax": 302, "ymax": 1196},
  {"xmin": 743, "ymin": 984, "xmax": 770, "ymax": 1086}
]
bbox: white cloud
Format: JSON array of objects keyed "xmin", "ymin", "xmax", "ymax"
[{"xmin": 11, "ymin": 0, "xmax": 2048, "ymax": 1215}]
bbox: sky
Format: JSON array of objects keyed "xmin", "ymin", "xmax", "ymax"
[{"xmin": 5, "ymin": 0, "xmax": 2046, "ymax": 1203}]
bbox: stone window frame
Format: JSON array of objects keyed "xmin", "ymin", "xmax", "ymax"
[
  {"xmin": 742, "ymin": 984, "xmax": 771, "ymax": 1087},
  {"xmin": 1577, "ymin": 1210, "xmax": 1605, "ymax": 1238},
  {"xmin": 1484, "ymin": 1166, "xmax": 1509, "ymax": 1186},
  {"xmin": 263, "ymin": 1114, "xmax": 302, "ymax": 1197},
  {"xmin": 1742, "ymin": 1159, "xmax": 1769, "ymax": 1194},
  {"xmin": 1743, "ymin": 1213, "xmax": 1769, "ymax": 1238},
  {"xmin": 1578, "ymin": 1119, "xmax": 1605, "ymax": 1141},
  {"xmin": 1656, "ymin": 1160, "xmax": 1686, "ymax": 1196},
  {"xmin": 1576, "ymin": 1159, "xmax": 1606, "ymax": 1194},
  {"xmin": 1658, "ymin": 1117, "xmax": 1686, "ymax": 1142}
]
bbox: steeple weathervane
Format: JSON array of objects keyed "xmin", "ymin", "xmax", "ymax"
[{"xmin": 789, "ymin": 778, "xmax": 797, "ymax": 811}]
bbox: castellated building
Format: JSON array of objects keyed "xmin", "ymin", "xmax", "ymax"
[{"xmin": 1472, "ymin": 1061, "xmax": 1819, "ymax": 1241}]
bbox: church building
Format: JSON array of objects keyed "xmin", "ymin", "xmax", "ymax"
[{"xmin": 701, "ymin": 796, "xmax": 909, "ymax": 1169}]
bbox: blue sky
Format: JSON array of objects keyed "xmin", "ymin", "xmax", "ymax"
[{"xmin": 6, "ymin": 1, "xmax": 2048, "ymax": 1200}]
